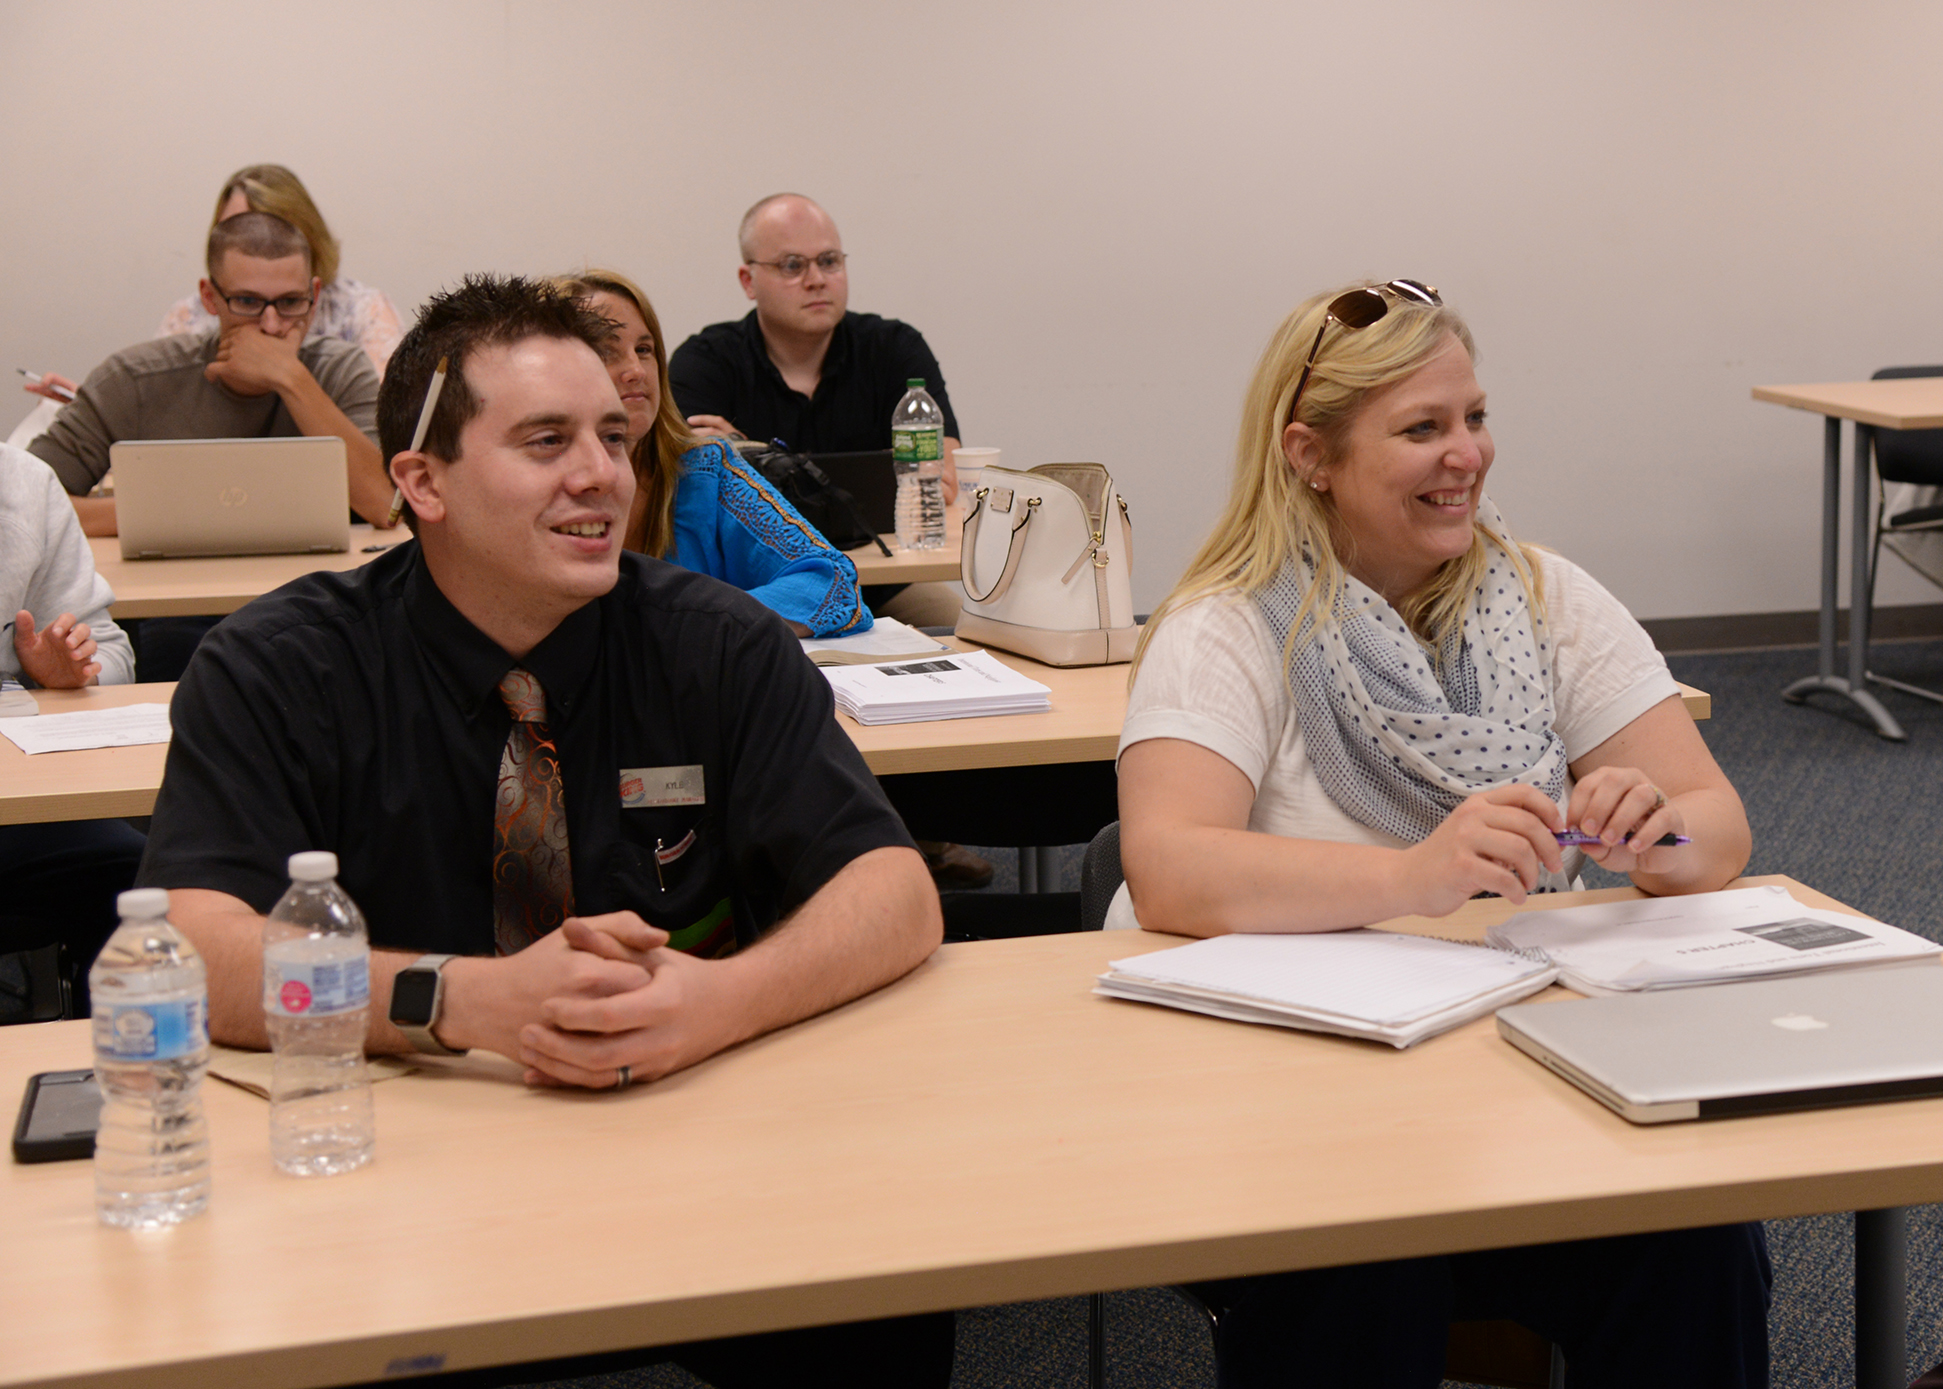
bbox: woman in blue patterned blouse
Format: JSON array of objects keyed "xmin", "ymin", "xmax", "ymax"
[{"xmin": 551, "ymin": 269, "xmax": 870, "ymax": 638}]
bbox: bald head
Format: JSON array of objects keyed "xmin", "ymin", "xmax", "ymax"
[
  {"xmin": 738, "ymin": 193, "xmax": 836, "ymax": 260},
  {"xmin": 736, "ymin": 193, "xmax": 848, "ymax": 343}
]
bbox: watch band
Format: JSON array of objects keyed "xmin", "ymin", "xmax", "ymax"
[{"xmin": 389, "ymin": 953, "xmax": 467, "ymax": 1056}]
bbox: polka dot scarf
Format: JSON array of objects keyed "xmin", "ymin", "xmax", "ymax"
[{"xmin": 1256, "ymin": 498, "xmax": 1571, "ymax": 869}]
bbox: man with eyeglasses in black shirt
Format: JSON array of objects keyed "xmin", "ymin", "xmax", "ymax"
[
  {"xmin": 670, "ymin": 193, "xmax": 962, "ymax": 499},
  {"xmin": 28, "ymin": 211, "xmax": 392, "ymax": 537},
  {"xmin": 670, "ymin": 194, "xmax": 991, "ymax": 890}
]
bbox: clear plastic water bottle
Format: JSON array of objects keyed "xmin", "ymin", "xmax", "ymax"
[
  {"xmin": 892, "ymin": 377, "xmax": 947, "ymax": 551},
  {"xmin": 90, "ymin": 888, "xmax": 210, "ymax": 1228},
  {"xmin": 263, "ymin": 852, "xmax": 373, "ymax": 1176}
]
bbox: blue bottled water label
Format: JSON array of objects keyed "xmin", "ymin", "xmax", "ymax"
[
  {"xmin": 93, "ymin": 999, "xmax": 207, "ymax": 1061},
  {"xmin": 264, "ymin": 948, "xmax": 370, "ymax": 1016}
]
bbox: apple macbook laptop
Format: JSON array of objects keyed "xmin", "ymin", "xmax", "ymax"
[
  {"xmin": 111, "ymin": 437, "xmax": 350, "ymax": 559},
  {"xmin": 1496, "ymin": 966, "xmax": 1943, "ymax": 1124}
]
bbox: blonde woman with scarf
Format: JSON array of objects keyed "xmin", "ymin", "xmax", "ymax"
[{"xmin": 1114, "ymin": 280, "xmax": 1768, "ymax": 1389}]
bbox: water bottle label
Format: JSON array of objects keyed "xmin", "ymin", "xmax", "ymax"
[
  {"xmin": 93, "ymin": 999, "xmax": 207, "ymax": 1061},
  {"xmin": 892, "ymin": 426, "xmax": 942, "ymax": 464},
  {"xmin": 265, "ymin": 953, "xmax": 371, "ymax": 1016}
]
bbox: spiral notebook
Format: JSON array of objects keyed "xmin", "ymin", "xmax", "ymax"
[{"xmin": 1095, "ymin": 930, "xmax": 1558, "ymax": 1049}]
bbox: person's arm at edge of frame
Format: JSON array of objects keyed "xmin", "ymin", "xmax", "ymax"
[
  {"xmin": 1560, "ymin": 693, "xmax": 1750, "ymax": 896},
  {"xmin": 1117, "ymin": 736, "xmax": 1572, "ymax": 938},
  {"xmin": 163, "ymin": 887, "xmax": 654, "ymax": 1056},
  {"xmin": 270, "ymin": 353, "xmax": 395, "ymax": 528},
  {"xmin": 514, "ymin": 844, "xmax": 943, "ymax": 1088}
]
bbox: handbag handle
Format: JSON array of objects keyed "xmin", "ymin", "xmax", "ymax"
[{"xmin": 960, "ymin": 487, "xmax": 1040, "ymax": 604}]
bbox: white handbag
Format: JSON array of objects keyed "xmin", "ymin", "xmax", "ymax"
[{"xmin": 955, "ymin": 462, "xmax": 1136, "ymax": 666}]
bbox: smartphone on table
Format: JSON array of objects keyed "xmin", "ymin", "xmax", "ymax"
[{"xmin": 12, "ymin": 1069, "xmax": 102, "ymax": 1163}]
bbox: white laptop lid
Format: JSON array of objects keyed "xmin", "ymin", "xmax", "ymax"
[
  {"xmin": 111, "ymin": 437, "xmax": 350, "ymax": 559},
  {"xmin": 1496, "ymin": 966, "xmax": 1943, "ymax": 1123}
]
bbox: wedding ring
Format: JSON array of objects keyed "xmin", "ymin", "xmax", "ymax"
[
  {"xmin": 613, "ymin": 1064, "xmax": 632, "ymax": 1091},
  {"xmin": 1649, "ymin": 786, "xmax": 1666, "ymax": 813}
]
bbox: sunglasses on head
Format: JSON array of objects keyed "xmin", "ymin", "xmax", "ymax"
[{"xmin": 1287, "ymin": 279, "xmax": 1442, "ymax": 425}]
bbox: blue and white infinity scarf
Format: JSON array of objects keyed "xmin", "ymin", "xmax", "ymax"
[{"xmin": 1256, "ymin": 500, "xmax": 1570, "ymax": 875}]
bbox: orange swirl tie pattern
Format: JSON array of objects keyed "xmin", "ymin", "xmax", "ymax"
[{"xmin": 492, "ymin": 668, "xmax": 575, "ymax": 955}]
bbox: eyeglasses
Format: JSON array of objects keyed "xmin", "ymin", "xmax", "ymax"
[
  {"xmin": 744, "ymin": 251, "xmax": 848, "ymax": 280},
  {"xmin": 1287, "ymin": 279, "xmax": 1441, "ymax": 424},
  {"xmin": 211, "ymin": 283, "xmax": 315, "ymax": 319}
]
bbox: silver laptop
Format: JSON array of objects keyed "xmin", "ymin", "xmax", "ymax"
[
  {"xmin": 112, "ymin": 437, "xmax": 350, "ymax": 559},
  {"xmin": 1497, "ymin": 967, "xmax": 1943, "ymax": 1124}
]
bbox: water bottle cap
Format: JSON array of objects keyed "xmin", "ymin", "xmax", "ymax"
[
  {"xmin": 288, "ymin": 851, "xmax": 339, "ymax": 881},
  {"xmin": 117, "ymin": 888, "xmax": 171, "ymax": 919},
  {"xmin": 906, "ymin": 378, "xmax": 925, "ymax": 389}
]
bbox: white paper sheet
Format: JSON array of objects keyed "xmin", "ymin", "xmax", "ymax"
[
  {"xmin": 801, "ymin": 616, "xmax": 949, "ymax": 663},
  {"xmin": 1096, "ymin": 930, "xmax": 1557, "ymax": 1048},
  {"xmin": 1486, "ymin": 884, "xmax": 1940, "ymax": 993},
  {"xmin": 0, "ymin": 703, "xmax": 172, "ymax": 754},
  {"xmin": 821, "ymin": 649, "xmax": 1051, "ymax": 724}
]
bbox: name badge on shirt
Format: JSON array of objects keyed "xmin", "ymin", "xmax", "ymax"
[{"xmin": 620, "ymin": 766, "xmax": 706, "ymax": 808}]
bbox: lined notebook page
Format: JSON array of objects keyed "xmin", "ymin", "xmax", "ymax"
[{"xmin": 1106, "ymin": 930, "xmax": 1549, "ymax": 1027}]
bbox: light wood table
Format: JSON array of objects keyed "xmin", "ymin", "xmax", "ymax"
[
  {"xmin": 0, "ymin": 671, "xmax": 1713, "ymax": 828},
  {"xmin": 0, "ymin": 683, "xmax": 173, "ymax": 825},
  {"xmin": 841, "ymin": 643, "xmax": 1127, "ymax": 776},
  {"xmin": 90, "ymin": 527, "xmax": 394, "ymax": 619},
  {"xmin": 2, "ymin": 877, "xmax": 1934, "ymax": 1389},
  {"xmin": 1753, "ymin": 379, "xmax": 1943, "ymax": 740},
  {"xmin": 846, "ymin": 532, "xmax": 960, "ymax": 586}
]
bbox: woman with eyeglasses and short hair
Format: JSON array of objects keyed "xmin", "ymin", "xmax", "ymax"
[
  {"xmin": 1112, "ymin": 280, "xmax": 1768, "ymax": 1386},
  {"xmin": 550, "ymin": 269, "xmax": 869, "ymax": 639}
]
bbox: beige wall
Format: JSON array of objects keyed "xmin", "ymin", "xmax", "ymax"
[{"xmin": 5, "ymin": 0, "xmax": 1942, "ymax": 617}]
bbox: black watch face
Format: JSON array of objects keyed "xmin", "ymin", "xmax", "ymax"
[{"xmin": 389, "ymin": 969, "xmax": 439, "ymax": 1026}]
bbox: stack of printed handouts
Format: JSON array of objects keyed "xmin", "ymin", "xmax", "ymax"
[
  {"xmin": 1486, "ymin": 883, "xmax": 1941, "ymax": 995},
  {"xmin": 1094, "ymin": 930, "xmax": 1559, "ymax": 1048},
  {"xmin": 799, "ymin": 616, "xmax": 951, "ymax": 667},
  {"xmin": 822, "ymin": 648, "xmax": 1051, "ymax": 725}
]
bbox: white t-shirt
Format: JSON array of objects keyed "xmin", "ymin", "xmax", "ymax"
[{"xmin": 1107, "ymin": 550, "xmax": 1678, "ymax": 927}]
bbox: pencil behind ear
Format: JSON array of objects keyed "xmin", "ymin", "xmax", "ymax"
[{"xmin": 389, "ymin": 451, "xmax": 442, "ymax": 530}]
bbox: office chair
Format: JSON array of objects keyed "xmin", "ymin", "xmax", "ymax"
[
  {"xmin": 1076, "ymin": 823, "xmax": 1566, "ymax": 1389},
  {"xmin": 1862, "ymin": 366, "xmax": 1943, "ymax": 707}
]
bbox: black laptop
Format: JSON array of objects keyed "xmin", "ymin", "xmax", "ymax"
[{"xmin": 806, "ymin": 451, "xmax": 897, "ymax": 536}]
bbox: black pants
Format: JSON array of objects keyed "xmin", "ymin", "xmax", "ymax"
[
  {"xmin": 1191, "ymin": 1221, "xmax": 1771, "ymax": 1389},
  {"xmin": 0, "ymin": 818, "xmax": 147, "ymax": 1015},
  {"xmin": 660, "ymin": 1310, "xmax": 955, "ymax": 1388}
]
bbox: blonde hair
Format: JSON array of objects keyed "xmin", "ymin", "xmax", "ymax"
[
  {"xmin": 547, "ymin": 268, "xmax": 701, "ymax": 558},
  {"xmin": 212, "ymin": 165, "xmax": 340, "ymax": 287},
  {"xmin": 1134, "ymin": 282, "xmax": 1544, "ymax": 680}
]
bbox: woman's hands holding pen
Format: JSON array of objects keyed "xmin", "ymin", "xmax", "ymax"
[
  {"xmin": 1564, "ymin": 765, "xmax": 1689, "ymax": 876},
  {"xmin": 1399, "ymin": 784, "xmax": 1564, "ymax": 915}
]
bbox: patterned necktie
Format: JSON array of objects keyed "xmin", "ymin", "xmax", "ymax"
[{"xmin": 492, "ymin": 668, "xmax": 575, "ymax": 954}]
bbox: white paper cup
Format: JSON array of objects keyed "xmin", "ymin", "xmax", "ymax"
[{"xmin": 955, "ymin": 447, "xmax": 1000, "ymax": 518}]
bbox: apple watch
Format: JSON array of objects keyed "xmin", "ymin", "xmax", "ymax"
[{"xmin": 388, "ymin": 954, "xmax": 466, "ymax": 1055}]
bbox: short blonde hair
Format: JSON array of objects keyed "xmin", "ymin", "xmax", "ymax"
[
  {"xmin": 547, "ymin": 268, "xmax": 701, "ymax": 558},
  {"xmin": 1135, "ymin": 281, "xmax": 1541, "ymax": 675},
  {"xmin": 213, "ymin": 164, "xmax": 340, "ymax": 287}
]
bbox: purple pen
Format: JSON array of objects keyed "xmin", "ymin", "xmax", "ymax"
[{"xmin": 1555, "ymin": 829, "xmax": 1690, "ymax": 848}]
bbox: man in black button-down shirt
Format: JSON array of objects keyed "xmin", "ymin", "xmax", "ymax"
[
  {"xmin": 669, "ymin": 194, "xmax": 962, "ymax": 499},
  {"xmin": 140, "ymin": 276, "xmax": 944, "ymax": 1092}
]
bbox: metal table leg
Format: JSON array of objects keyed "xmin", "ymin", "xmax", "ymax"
[
  {"xmin": 1856, "ymin": 1206, "xmax": 1908, "ymax": 1389},
  {"xmin": 1783, "ymin": 416, "xmax": 1906, "ymax": 739}
]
